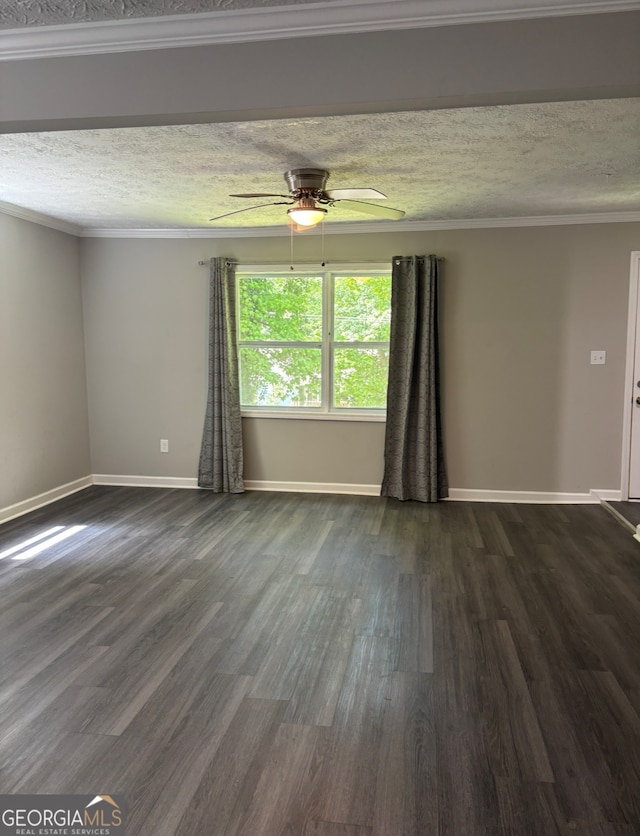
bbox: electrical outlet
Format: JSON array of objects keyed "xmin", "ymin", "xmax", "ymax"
[
  {"xmin": 590, "ymin": 350, "xmax": 606, "ymax": 365},
  {"xmin": 160, "ymin": 439, "xmax": 169, "ymax": 453}
]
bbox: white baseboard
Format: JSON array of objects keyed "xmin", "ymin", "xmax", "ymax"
[
  {"xmin": 243, "ymin": 480, "xmax": 381, "ymax": 496},
  {"xmin": 0, "ymin": 475, "xmax": 93, "ymax": 525},
  {"xmin": 92, "ymin": 474, "xmax": 199, "ymax": 489},
  {"xmin": 590, "ymin": 488, "xmax": 623, "ymax": 502},
  {"xmin": 1, "ymin": 477, "xmax": 626, "ymax": 527},
  {"xmin": 93, "ymin": 475, "xmax": 378, "ymax": 495},
  {"xmin": 245, "ymin": 484, "xmax": 621, "ymax": 504},
  {"xmin": 446, "ymin": 488, "xmax": 600, "ymax": 504}
]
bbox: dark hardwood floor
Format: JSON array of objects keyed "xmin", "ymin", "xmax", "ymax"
[
  {"xmin": 608, "ymin": 501, "xmax": 640, "ymax": 531},
  {"xmin": 1, "ymin": 487, "xmax": 639, "ymax": 835}
]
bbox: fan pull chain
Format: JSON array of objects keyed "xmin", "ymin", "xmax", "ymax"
[
  {"xmin": 320, "ymin": 218, "xmax": 326, "ymax": 266},
  {"xmin": 290, "ymin": 222, "xmax": 294, "ymax": 270}
]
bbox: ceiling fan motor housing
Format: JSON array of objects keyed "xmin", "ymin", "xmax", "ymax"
[{"xmin": 284, "ymin": 168, "xmax": 329, "ymax": 197}]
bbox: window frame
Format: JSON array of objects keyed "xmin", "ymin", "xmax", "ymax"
[{"xmin": 236, "ymin": 263, "xmax": 390, "ymax": 421}]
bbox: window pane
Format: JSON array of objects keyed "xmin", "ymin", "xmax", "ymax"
[
  {"xmin": 333, "ymin": 348, "xmax": 389, "ymax": 409},
  {"xmin": 238, "ymin": 275, "xmax": 322, "ymax": 341},
  {"xmin": 334, "ymin": 275, "xmax": 391, "ymax": 342},
  {"xmin": 239, "ymin": 347, "xmax": 322, "ymax": 407}
]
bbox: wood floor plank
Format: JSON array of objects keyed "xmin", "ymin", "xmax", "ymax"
[
  {"xmin": 470, "ymin": 505, "xmax": 515, "ymax": 557},
  {"xmin": 10, "ymin": 730, "xmax": 123, "ymax": 795},
  {"xmin": 316, "ymin": 636, "xmax": 392, "ymax": 827},
  {"xmin": 216, "ymin": 575, "xmax": 323, "ymax": 676},
  {"xmin": 472, "ymin": 552, "xmax": 537, "ymax": 634},
  {"xmin": 2, "ymin": 687, "xmax": 107, "ymax": 792},
  {"xmin": 435, "ymin": 709, "xmax": 500, "ymax": 834},
  {"xmin": 393, "ymin": 573, "xmax": 434, "ymax": 673},
  {"xmin": 82, "ymin": 575, "xmax": 199, "ymax": 644},
  {"xmin": 248, "ymin": 587, "xmax": 342, "ymax": 701},
  {"xmin": 125, "ymin": 674, "xmax": 254, "ymax": 836},
  {"xmin": 517, "ymin": 564, "xmax": 609, "ymax": 672},
  {"xmin": 569, "ymin": 670, "xmax": 640, "ymax": 825},
  {"xmin": 281, "ymin": 596, "xmax": 362, "ymax": 726},
  {"xmin": 81, "ymin": 598, "xmax": 224, "ymax": 735},
  {"xmin": 601, "ymin": 572, "xmax": 640, "ymax": 633},
  {"xmin": 0, "ymin": 606, "xmax": 114, "ymax": 703},
  {"xmin": 0, "ymin": 646, "xmax": 111, "ymax": 787},
  {"xmin": 373, "ymin": 671, "xmax": 437, "ymax": 836},
  {"xmin": 438, "ymin": 502, "xmax": 484, "ymax": 547},
  {"xmin": 308, "ymin": 524, "xmax": 373, "ymax": 597},
  {"xmin": 291, "ymin": 519, "xmax": 335, "ymax": 575},
  {"xmin": 174, "ymin": 697, "xmax": 288, "ymax": 836},
  {"xmin": 477, "ymin": 619, "xmax": 554, "ymax": 782},
  {"xmin": 583, "ymin": 613, "xmax": 640, "ymax": 704},
  {"xmin": 355, "ymin": 553, "xmax": 400, "ymax": 638},
  {"xmin": 225, "ymin": 722, "xmax": 327, "ymax": 836},
  {"xmin": 305, "ymin": 822, "xmax": 372, "ymax": 835},
  {"xmin": 528, "ymin": 673, "xmax": 630, "ymax": 825},
  {"xmin": 493, "ymin": 778, "xmax": 568, "ymax": 835},
  {"xmin": 432, "ymin": 567, "xmax": 484, "ymax": 714},
  {"xmin": 192, "ymin": 510, "xmax": 252, "ymax": 559}
]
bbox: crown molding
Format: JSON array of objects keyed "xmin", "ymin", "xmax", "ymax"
[
  {"xmin": 3, "ymin": 199, "xmax": 638, "ymax": 238},
  {"xmin": 0, "ymin": 200, "xmax": 82, "ymax": 236},
  {"xmin": 80, "ymin": 212, "xmax": 640, "ymax": 238},
  {"xmin": 1, "ymin": 0, "xmax": 639, "ymax": 60}
]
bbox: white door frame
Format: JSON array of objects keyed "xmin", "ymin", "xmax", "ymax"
[{"xmin": 621, "ymin": 251, "xmax": 640, "ymax": 501}]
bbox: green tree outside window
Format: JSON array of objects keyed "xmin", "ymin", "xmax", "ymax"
[{"xmin": 237, "ymin": 268, "xmax": 391, "ymax": 412}]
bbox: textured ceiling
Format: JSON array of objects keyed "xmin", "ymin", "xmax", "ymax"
[
  {"xmin": 0, "ymin": 98, "xmax": 638, "ymax": 230},
  {"xmin": 0, "ymin": 0, "xmax": 329, "ymax": 29}
]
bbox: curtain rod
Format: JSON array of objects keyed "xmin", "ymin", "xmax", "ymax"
[
  {"xmin": 393, "ymin": 255, "xmax": 444, "ymax": 262},
  {"xmin": 197, "ymin": 260, "xmax": 389, "ymax": 266},
  {"xmin": 198, "ymin": 256, "xmax": 445, "ymax": 266}
]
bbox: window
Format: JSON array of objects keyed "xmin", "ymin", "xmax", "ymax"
[{"xmin": 237, "ymin": 264, "xmax": 391, "ymax": 417}]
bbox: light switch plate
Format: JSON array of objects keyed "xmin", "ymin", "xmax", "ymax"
[{"xmin": 590, "ymin": 350, "xmax": 606, "ymax": 365}]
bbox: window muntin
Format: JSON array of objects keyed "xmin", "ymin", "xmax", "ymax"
[{"xmin": 237, "ymin": 266, "xmax": 391, "ymax": 415}]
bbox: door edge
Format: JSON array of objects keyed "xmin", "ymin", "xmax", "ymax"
[{"xmin": 621, "ymin": 251, "xmax": 640, "ymax": 500}]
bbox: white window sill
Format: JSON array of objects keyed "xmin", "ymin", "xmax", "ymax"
[{"xmin": 241, "ymin": 410, "xmax": 386, "ymax": 422}]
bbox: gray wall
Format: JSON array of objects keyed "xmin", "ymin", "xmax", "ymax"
[
  {"xmin": 81, "ymin": 238, "xmax": 210, "ymax": 479},
  {"xmin": 80, "ymin": 223, "xmax": 640, "ymax": 494},
  {"xmin": 1, "ymin": 213, "xmax": 91, "ymax": 509},
  {"xmin": 3, "ymin": 13, "xmax": 639, "ymax": 132}
]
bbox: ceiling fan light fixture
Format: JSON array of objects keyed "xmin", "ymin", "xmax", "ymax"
[{"xmin": 287, "ymin": 198, "xmax": 327, "ymax": 227}]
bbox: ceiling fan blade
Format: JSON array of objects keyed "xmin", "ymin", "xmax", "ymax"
[
  {"xmin": 209, "ymin": 201, "xmax": 292, "ymax": 222},
  {"xmin": 229, "ymin": 193, "xmax": 290, "ymax": 198},
  {"xmin": 326, "ymin": 188, "xmax": 387, "ymax": 200},
  {"xmin": 334, "ymin": 199, "xmax": 405, "ymax": 220}
]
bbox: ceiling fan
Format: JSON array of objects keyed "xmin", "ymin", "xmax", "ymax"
[{"xmin": 209, "ymin": 168, "xmax": 405, "ymax": 229}]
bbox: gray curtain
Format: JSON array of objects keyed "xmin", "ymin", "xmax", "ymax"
[
  {"xmin": 381, "ymin": 254, "xmax": 447, "ymax": 502},
  {"xmin": 198, "ymin": 257, "xmax": 244, "ymax": 493}
]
